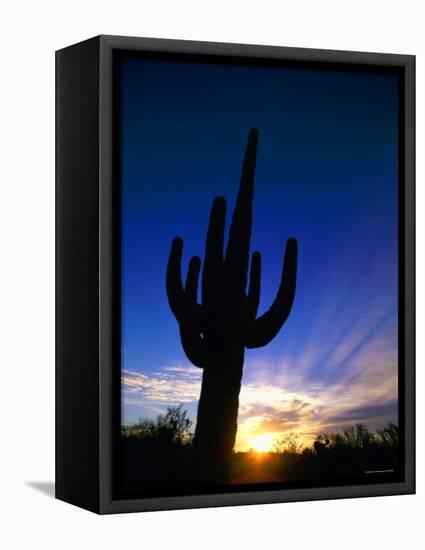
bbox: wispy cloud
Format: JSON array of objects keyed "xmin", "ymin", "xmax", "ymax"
[
  {"xmin": 122, "ymin": 364, "xmax": 201, "ymax": 405},
  {"xmin": 324, "ymin": 401, "xmax": 397, "ymax": 424},
  {"xmin": 122, "ymin": 234, "xmax": 397, "ymax": 449},
  {"xmin": 122, "ymin": 319, "xmax": 397, "ymax": 450}
]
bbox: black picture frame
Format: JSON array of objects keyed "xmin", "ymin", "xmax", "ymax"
[{"xmin": 56, "ymin": 35, "xmax": 415, "ymax": 514}]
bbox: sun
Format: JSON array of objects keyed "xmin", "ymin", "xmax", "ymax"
[{"xmin": 249, "ymin": 433, "xmax": 275, "ymax": 453}]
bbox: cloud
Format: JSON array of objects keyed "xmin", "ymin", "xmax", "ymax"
[
  {"xmin": 122, "ymin": 365, "xmax": 201, "ymax": 405},
  {"xmin": 323, "ymin": 401, "xmax": 398, "ymax": 425},
  {"xmin": 122, "ymin": 298, "xmax": 398, "ymax": 450}
]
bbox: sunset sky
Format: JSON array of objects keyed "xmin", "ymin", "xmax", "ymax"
[{"xmin": 119, "ymin": 56, "xmax": 399, "ymax": 451}]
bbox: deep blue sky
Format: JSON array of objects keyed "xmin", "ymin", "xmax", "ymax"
[{"xmin": 120, "ymin": 56, "xmax": 398, "ymax": 446}]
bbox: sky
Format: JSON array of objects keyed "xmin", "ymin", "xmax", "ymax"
[{"xmin": 120, "ymin": 55, "xmax": 399, "ymax": 451}]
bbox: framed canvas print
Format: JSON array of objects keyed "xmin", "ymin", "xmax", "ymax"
[{"xmin": 56, "ymin": 35, "xmax": 415, "ymax": 514}]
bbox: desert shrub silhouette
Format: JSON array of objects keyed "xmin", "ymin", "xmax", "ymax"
[
  {"xmin": 294, "ymin": 423, "xmax": 399, "ymax": 482},
  {"xmin": 273, "ymin": 432, "xmax": 304, "ymax": 454},
  {"xmin": 231, "ymin": 423, "xmax": 399, "ymax": 484},
  {"xmin": 166, "ymin": 129, "xmax": 298, "ymax": 484},
  {"xmin": 121, "ymin": 404, "xmax": 193, "ymax": 444},
  {"xmin": 120, "ymin": 406, "xmax": 194, "ymax": 492},
  {"xmin": 120, "ymin": 411, "xmax": 398, "ymax": 491},
  {"xmin": 376, "ymin": 423, "xmax": 399, "ymax": 447}
]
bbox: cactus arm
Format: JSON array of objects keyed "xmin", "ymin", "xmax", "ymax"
[
  {"xmin": 245, "ymin": 237, "xmax": 298, "ymax": 349},
  {"xmin": 202, "ymin": 196, "xmax": 226, "ymax": 307},
  {"xmin": 246, "ymin": 251, "xmax": 261, "ymax": 321},
  {"xmin": 185, "ymin": 255, "xmax": 201, "ymax": 301},
  {"xmin": 224, "ymin": 129, "xmax": 258, "ymax": 290},
  {"xmin": 166, "ymin": 236, "xmax": 202, "ymax": 326},
  {"xmin": 179, "ymin": 330, "xmax": 204, "ymax": 367},
  {"xmin": 179, "ymin": 255, "xmax": 205, "ymax": 367}
]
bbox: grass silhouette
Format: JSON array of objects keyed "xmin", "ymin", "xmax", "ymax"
[{"xmin": 119, "ymin": 406, "xmax": 399, "ymax": 492}]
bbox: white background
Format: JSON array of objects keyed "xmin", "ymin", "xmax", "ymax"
[{"xmin": 0, "ymin": 1, "xmax": 422, "ymax": 548}]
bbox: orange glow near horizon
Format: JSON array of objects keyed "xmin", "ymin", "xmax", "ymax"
[
  {"xmin": 234, "ymin": 419, "xmax": 317, "ymax": 453},
  {"xmin": 249, "ymin": 433, "xmax": 275, "ymax": 453}
]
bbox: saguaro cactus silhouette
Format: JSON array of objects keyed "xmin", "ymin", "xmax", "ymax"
[{"xmin": 166, "ymin": 129, "xmax": 298, "ymax": 484}]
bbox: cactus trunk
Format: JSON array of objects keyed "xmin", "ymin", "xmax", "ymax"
[
  {"xmin": 193, "ymin": 352, "xmax": 244, "ymax": 484},
  {"xmin": 166, "ymin": 129, "xmax": 298, "ymax": 485}
]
